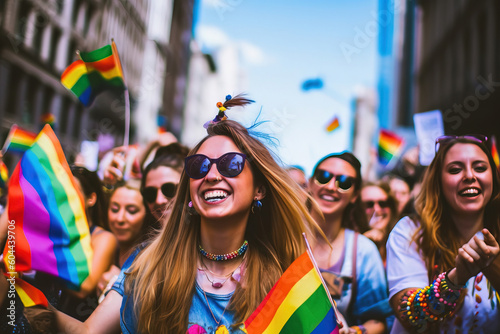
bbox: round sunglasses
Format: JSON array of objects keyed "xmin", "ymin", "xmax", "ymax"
[
  {"xmin": 313, "ymin": 169, "xmax": 355, "ymax": 192},
  {"xmin": 184, "ymin": 152, "xmax": 246, "ymax": 180},
  {"xmin": 142, "ymin": 183, "xmax": 178, "ymax": 203}
]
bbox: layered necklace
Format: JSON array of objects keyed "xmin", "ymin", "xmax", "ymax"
[
  {"xmin": 198, "ymin": 256, "xmax": 245, "ymax": 288},
  {"xmin": 197, "ymin": 240, "xmax": 248, "ymax": 330}
]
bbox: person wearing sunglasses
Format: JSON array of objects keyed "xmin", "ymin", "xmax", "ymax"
[
  {"xmin": 361, "ymin": 181, "xmax": 398, "ymax": 267},
  {"xmin": 308, "ymin": 152, "xmax": 389, "ymax": 334},
  {"xmin": 52, "ymin": 95, "xmax": 324, "ymax": 333},
  {"xmin": 140, "ymin": 142, "xmax": 190, "ymax": 223},
  {"xmin": 387, "ymin": 135, "xmax": 500, "ymax": 333}
]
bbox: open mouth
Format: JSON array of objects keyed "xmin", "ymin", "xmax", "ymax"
[
  {"xmin": 459, "ymin": 187, "xmax": 481, "ymax": 197},
  {"xmin": 319, "ymin": 194, "xmax": 339, "ymax": 202},
  {"xmin": 203, "ymin": 190, "xmax": 229, "ymax": 203}
]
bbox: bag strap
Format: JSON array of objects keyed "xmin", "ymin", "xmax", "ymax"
[{"xmin": 347, "ymin": 232, "xmax": 358, "ymax": 316}]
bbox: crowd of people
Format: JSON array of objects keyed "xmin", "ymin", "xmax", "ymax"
[{"xmin": 0, "ymin": 95, "xmax": 499, "ymax": 333}]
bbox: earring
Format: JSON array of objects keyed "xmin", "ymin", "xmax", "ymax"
[
  {"xmin": 188, "ymin": 201, "xmax": 198, "ymax": 215},
  {"xmin": 251, "ymin": 198, "xmax": 262, "ymax": 214}
]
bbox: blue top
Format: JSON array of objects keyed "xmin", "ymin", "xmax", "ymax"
[
  {"xmin": 320, "ymin": 229, "xmax": 392, "ymax": 325},
  {"xmin": 111, "ymin": 247, "xmax": 246, "ymax": 334}
]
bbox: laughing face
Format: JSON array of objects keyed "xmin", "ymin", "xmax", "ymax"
[
  {"xmin": 144, "ymin": 166, "xmax": 181, "ymax": 221},
  {"xmin": 189, "ymin": 136, "xmax": 261, "ymax": 222},
  {"xmin": 441, "ymin": 143, "xmax": 493, "ymax": 217},
  {"xmin": 309, "ymin": 157, "xmax": 358, "ymax": 217}
]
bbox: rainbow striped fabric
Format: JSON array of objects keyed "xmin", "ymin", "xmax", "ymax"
[
  {"xmin": 1, "ymin": 124, "xmax": 37, "ymax": 154},
  {"xmin": 378, "ymin": 129, "xmax": 404, "ymax": 167},
  {"xmin": 61, "ymin": 40, "xmax": 125, "ymax": 106},
  {"xmin": 326, "ymin": 116, "xmax": 340, "ymax": 133},
  {"xmin": 2, "ymin": 125, "xmax": 93, "ymax": 290},
  {"xmin": 13, "ymin": 277, "xmax": 48, "ymax": 308},
  {"xmin": 0, "ymin": 161, "xmax": 7, "ymax": 189},
  {"xmin": 244, "ymin": 251, "xmax": 339, "ymax": 333},
  {"xmin": 491, "ymin": 135, "xmax": 499, "ymax": 170}
]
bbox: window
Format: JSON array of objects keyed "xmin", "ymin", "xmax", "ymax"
[{"xmin": 49, "ymin": 27, "xmax": 61, "ymax": 66}]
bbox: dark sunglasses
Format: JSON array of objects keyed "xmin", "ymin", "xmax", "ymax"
[
  {"xmin": 184, "ymin": 152, "xmax": 246, "ymax": 180},
  {"xmin": 313, "ymin": 169, "xmax": 355, "ymax": 192},
  {"xmin": 142, "ymin": 183, "xmax": 177, "ymax": 203},
  {"xmin": 435, "ymin": 134, "xmax": 488, "ymax": 153},
  {"xmin": 364, "ymin": 200, "xmax": 390, "ymax": 209}
]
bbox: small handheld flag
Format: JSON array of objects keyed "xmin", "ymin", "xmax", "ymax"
[
  {"xmin": 244, "ymin": 234, "xmax": 340, "ymax": 333},
  {"xmin": 41, "ymin": 113, "xmax": 56, "ymax": 126},
  {"xmin": 3, "ymin": 124, "xmax": 93, "ymax": 291},
  {"xmin": 491, "ymin": 135, "xmax": 499, "ymax": 170},
  {"xmin": 1, "ymin": 124, "xmax": 37, "ymax": 155},
  {"xmin": 378, "ymin": 129, "xmax": 404, "ymax": 167},
  {"xmin": 61, "ymin": 40, "xmax": 125, "ymax": 107},
  {"xmin": 326, "ymin": 116, "xmax": 340, "ymax": 133},
  {"xmin": 4, "ymin": 275, "xmax": 49, "ymax": 308}
]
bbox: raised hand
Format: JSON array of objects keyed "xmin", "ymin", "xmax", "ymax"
[
  {"xmin": 455, "ymin": 228, "xmax": 499, "ymax": 284},
  {"xmin": 102, "ymin": 147, "xmax": 127, "ymax": 187}
]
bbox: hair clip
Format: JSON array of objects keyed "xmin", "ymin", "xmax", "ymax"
[{"xmin": 203, "ymin": 94, "xmax": 254, "ymax": 129}]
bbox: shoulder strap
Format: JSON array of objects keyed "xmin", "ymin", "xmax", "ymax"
[{"xmin": 347, "ymin": 232, "xmax": 358, "ymax": 317}]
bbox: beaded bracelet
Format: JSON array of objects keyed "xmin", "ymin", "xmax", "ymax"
[{"xmin": 399, "ymin": 271, "xmax": 464, "ymax": 333}]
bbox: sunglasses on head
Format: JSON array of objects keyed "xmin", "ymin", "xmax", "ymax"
[
  {"xmin": 435, "ymin": 134, "xmax": 488, "ymax": 153},
  {"xmin": 184, "ymin": 152, "xmax": 246, "ymax": 180},
  {"xmin": 364, "ymin": 200, "xmax": 390, "ymax": 209},
  {"xmin": 313, "ymin": 169, "xmax": 355, "ymax": 192},
  {"xmin": 142, "ymin": 183, "xmax": 177, "ymax": 203}
]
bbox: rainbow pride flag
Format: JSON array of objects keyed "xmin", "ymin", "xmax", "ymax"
[
  {"xmin": 326, "ymin": 116, "xmax": 340, "ymax": 133},
  {"xmin": 491, "ymin": 135, "xmax": 499, "ymax": 170},
  {"xmin": 244, "ymin": 251, "xmax": 339, "ymax": 333},
  {"xmin": 3, "ymin": 125, "xmax": 93, "ymax": 290},
  {"xmin": 41, "ymin": 113, "xmax": 56, "ymax": 126},
  {"xmin": 61, "ymin": 40, "xmax": 125, "ymax": 106},
  {"xmin": 0, "ymin": 161, "xmax": 7, "ymax": 189},
  {"xmin": 1, "ymin": 124, "xmax": 37, "ymax": 154},
  {"xmin": 378, "ymin": 129, "xmax": 404, "ymax": 167},
  {"xmin": 8, "ymin": 276, "xmax": 49, "ymax": 308}
]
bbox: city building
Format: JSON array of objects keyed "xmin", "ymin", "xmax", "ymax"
[
  {"xmin": 0, "ymin": 0, "xmax": 197, "ymax": 170},
  {"xmin": 400, "ymin": 0, "xmax": 500, "ymax": 142}
]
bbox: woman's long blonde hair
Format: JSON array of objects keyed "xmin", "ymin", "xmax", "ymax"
[
  {"xmin": 126, "ymin": 120, "xmax": 322, "ymax": 333},
  {"xmin": 413, "ymin": 138, "xmax": 500, "ymax": 280}
]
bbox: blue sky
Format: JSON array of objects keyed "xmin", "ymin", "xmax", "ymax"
[{"xmin": 195, "ymin": 0, "xmax": 378, "ymax": 175}]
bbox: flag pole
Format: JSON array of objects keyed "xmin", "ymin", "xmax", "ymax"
[
  {"xmin": 111, "ymin": 38, "xmax": 129, "ymax": 147},
  {"xmin": 302, "ymin": 232, "xmax": 344, "ymax": 328},
  {"xmin": 123, "ymin": 88, "xmax": 130, "ymax": 147}
]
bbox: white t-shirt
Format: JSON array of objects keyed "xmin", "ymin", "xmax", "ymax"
[{"xmin": 387, "ymin": 217, "xmax": 500, "ymax": 334}]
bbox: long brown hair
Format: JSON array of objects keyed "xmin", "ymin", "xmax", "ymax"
[
  {"xmin": 126, "ymin": 120, "xmax": 323, "ymax": 333},
  {"xmin": 413, "ymin": 138, "xmax": 500, "ymax": 280}
]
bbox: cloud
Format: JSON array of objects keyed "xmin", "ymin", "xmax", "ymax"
[
  {"xmin": 238, "ymin": 41, "xmax": 267, "ymax": 66},
  {"xmin": 196, "ymin": 25, "xmax": 268, "ymax": 66},
  {"xmin": 201, "ymin": 0, "xmax": 226, "ymax": 7},
  {"xmin": 196, "ymin": 25, "xmax": 230, "ymax": 49}
]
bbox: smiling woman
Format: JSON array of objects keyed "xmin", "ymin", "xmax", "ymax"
[
  {"xmin": 52, "ymin": 95, "xmax": 324, "ymax": 333},
  {"xmin": 387, "ymin": 135, "xmax": 500, "ymax": 333},
  {"xmin": 308, "ymin": 152, "xmax": 391, "ymax": 334}
]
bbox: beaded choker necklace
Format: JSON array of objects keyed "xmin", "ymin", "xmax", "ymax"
[{"xmin": 199, "ymin": 240, "xmax": 248, "ymax": 261}]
